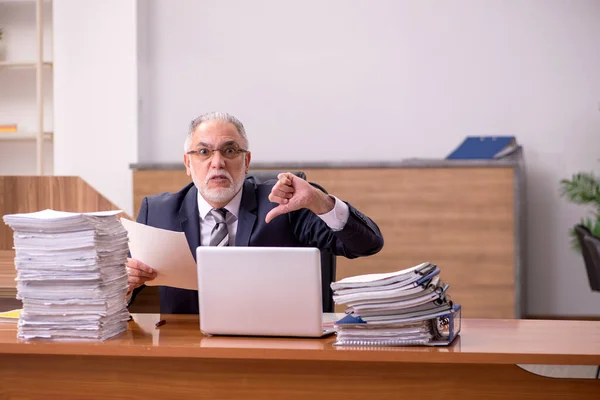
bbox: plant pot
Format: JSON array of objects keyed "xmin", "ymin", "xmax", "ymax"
[{"xmin": 574, "ymin": 224, "xmax": 600, "ymax": 291}]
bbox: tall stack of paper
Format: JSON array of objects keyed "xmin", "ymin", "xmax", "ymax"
[
  {"xmin": 2, "ymin": 209, "xmax": 130, "ymax": 340},
  {"xmin": 331, "ymin": 262, "xmax": 461, "ymax": 346}
]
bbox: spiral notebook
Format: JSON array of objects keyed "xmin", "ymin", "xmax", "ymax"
[{"xmin": 333, "ymin": 303, "xmax": 461, "ymax": 346}]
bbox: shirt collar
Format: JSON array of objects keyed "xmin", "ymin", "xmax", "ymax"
[{"xmin": 197, "ymin": 186, "xmax": 243, "ymax": 221}]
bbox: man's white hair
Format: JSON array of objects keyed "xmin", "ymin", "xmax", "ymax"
[{"xmin": 184, "ymin": 112, "xmax": 249, "ymax": 152}]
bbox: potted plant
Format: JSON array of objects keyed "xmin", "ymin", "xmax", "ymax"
[{"xmin": 560, "ymin": 168, "xmax": 600, "ymax": 250}]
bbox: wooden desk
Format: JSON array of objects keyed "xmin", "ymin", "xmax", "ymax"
[{"xmin": 1, "ymin": 315, "xmax": 598, "ymax": 399}]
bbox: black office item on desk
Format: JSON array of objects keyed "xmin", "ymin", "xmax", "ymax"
[{"xmin": 447, "ymin": 136, "xmax": 518, "ymax": 159}]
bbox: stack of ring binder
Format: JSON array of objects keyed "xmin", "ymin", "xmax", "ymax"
[{"xmin": 331, "ymin": 262, "xmax": 461, "ymax": 346}]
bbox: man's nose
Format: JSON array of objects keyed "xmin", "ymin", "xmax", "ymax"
[{"xmin": 210, "ymin": 151, "xmax": 225, "ymax": 168}]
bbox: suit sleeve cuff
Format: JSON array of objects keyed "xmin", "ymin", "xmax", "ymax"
[{"xmin": 317, "ymin": 195, "xmax": 350, "ymax": 231}]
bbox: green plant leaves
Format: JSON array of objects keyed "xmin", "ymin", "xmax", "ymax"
[{"xmin": 560, "ymin": 171, "xmax": 600, "ymax": 252}]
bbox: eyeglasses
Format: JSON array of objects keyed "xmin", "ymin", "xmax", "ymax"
[{"xmin": 186, "ymin": 144, "xmax": 248, "ymax": 161}]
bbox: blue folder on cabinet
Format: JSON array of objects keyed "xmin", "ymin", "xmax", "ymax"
[{"xmin": 447, "ymin": 136, "xmax": 518, "ymax": 159}]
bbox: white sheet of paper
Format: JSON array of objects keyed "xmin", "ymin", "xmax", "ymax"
[
  {"xmin": 5, "ymin": 209, "xmax": 123, "ymax": 220},
  {"xmin": 120, "ymin": 218, "xmax": 198, "ymax": 290}
]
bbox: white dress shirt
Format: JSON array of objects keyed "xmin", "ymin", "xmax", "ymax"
[{"xmin": 196, "ymin": 189, "xmax": 350, "ymax": 245}]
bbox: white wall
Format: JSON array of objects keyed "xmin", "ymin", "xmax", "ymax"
[
  {"xmin": 52, "ymin": 0, "xmax": 138, "ymax": 215},
  {"xmin": 138, "ymin": 0, "xmax": 600, "ymax": 317}
]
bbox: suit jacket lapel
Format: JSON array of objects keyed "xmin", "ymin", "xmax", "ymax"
[
  {"xmin": 179, "ymin": 184, "xmax": 201, "ymax": 261},
  {"xmin": 235, "ymin": 179, "xmax": 258, "ymax": 246}
]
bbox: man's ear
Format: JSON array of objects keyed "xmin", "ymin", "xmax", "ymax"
[
  {"xmin": 244, "ymin": 151, "xmax": 252, "ymax": 174},
  {"xmin": 184, "ymin": 154, "xmax": 192, "ymax": 177}
]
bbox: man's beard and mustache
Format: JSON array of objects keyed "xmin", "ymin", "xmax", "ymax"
[{"xmin": 196, "ymin": 166, "xmax": 245, "ymax": 203}]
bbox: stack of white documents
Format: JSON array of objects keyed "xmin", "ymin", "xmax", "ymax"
[
  {"xmin": 331, "ymin": 262, "xmax": 460, "ymax": 346},
  {"xmin": 2, "ymin": 209, "xmax": 130, "ymax": 340}
]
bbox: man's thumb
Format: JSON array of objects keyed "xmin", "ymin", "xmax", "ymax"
[{"xmin": 265, "ymin": 205, "xmax": 286, "ymax": 224}]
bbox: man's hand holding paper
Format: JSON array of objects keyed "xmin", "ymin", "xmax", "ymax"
[
  {"xmin": 125, "ymin": 258, "xmax": 157, "ymax": 292},
  {"xmin": 120, "ymin": 218, "xmax": 199, "ymax": 291}
]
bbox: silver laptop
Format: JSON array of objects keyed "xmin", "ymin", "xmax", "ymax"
[{"xmin": 196, "ymin": 246, "xmax": 334, "ymax": 338}]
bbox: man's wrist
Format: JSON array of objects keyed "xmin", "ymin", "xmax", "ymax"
[
  {"xmin": 310, "ymin": 190, "xmax": 335, "ymax": 215},
  {"xmin": 314, "ymin": 195, "xmax": 349, "ymax": 231}
]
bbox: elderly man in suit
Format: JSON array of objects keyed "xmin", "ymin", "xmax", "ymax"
[{"xmin": 127, "ymin": 112, "xmax": 384, "ymax": 313}]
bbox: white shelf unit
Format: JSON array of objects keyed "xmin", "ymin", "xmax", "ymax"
[
  {"xmin": 0, "ymin": 60, "xmax": 52, "ymax": 68},
  {"xmin": 0, "ymin": 131, "xmax": 52, "ymax": 141},
  {"xmin": 0, "ymin": 0, "xmax": 53, "ymax": 175}
]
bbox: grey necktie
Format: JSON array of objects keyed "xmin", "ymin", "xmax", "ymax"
[{"xmin": 209, "ymin": 208, "xmax": 229, "ymax": 246}]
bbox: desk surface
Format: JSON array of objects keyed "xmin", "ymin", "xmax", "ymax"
[{"xmin": 1, "ymin": 314, "xmax": 599, "ymax": 365}]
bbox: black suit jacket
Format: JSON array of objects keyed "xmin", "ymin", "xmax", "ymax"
[{"xmin": 132, "ymin": 178, "xmax": 384, "ymax": 313}]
